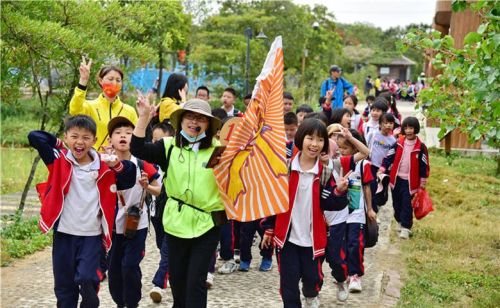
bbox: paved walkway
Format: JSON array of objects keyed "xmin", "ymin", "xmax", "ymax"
[
  {"xmin": 1, "ymin": 100, "xmax": 414, "ymax": 307},
  {"xmin": 1, "ymin": 200, "xmax": 402, "ymax": 307}
]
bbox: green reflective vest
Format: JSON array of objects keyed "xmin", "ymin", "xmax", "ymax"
[{"xmin": 162, "ymin": 137, "xmax": 224, "ymax": 238}]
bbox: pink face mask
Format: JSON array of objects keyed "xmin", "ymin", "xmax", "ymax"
[{"xmin": 101, "ymin": 83, "xmax": 121, "ymax": 98}]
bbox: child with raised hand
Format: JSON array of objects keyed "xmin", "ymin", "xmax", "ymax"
[
  {"xmin": 69, "ymin": 57, "xmax": 138, "ymax": 150},
  {"xmin": 28, "ymin": 115, "xmax": 137, "ymax": 308},
  {"xmin": 378, "ymin": 117, "xmax": 430, "ymax": 239},
  {"xmin": 106, "ymin": 116, "xmax": 161, "ymax": 308},
  {"xmin": 335, "ymin": 129, "xmax": 376, "ymax": 294},
  {"xmin": 261, "ymin": 118, "xmax": 350, "ymax": 308},
  {"xmin": 324, "ymin": 127, "xmax": 370, "ymax": 301},
  {"xmin": 366, "ymin": 113, "xmax": 397, "ymax": 212}
]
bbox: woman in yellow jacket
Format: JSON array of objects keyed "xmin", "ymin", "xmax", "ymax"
[
  {"xmin": 69, "ymin": 57, "xmax": 138, "ymax": 150},
  {"xmin": 158, "ymin": 73, "xmax": 188, "ymax": 123}
]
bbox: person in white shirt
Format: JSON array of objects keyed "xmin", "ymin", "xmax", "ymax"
[{"xmin": 106, "ymin": 117, "xmax": 161, "ymax": 308}]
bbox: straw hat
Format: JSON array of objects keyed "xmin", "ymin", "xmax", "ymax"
[
  {"xmin": 170, "ymin": 98, "xmax": 222, "ymax": 136},
  {"xmin": 327, "ymin": 123, "xmax": 343, "ymax": 137}
]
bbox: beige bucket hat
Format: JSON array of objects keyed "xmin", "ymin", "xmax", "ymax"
[{"xmin": 169, "ymin": 98, "xmax": 222, "ymax": 136}]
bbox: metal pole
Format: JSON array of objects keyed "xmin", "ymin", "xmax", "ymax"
[{"xmin": 244, "ymin": 27, "xmax": 252, "ymax": 95}]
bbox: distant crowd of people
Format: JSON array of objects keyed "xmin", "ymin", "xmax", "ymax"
[{"xmin": 364, "ymin": 74, "xmax": 426, "ymax": 102}]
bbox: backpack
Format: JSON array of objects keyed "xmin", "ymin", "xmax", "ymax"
[{"xmin": 151, "ymin": 142, "xmax": 174, "ymax": 220}]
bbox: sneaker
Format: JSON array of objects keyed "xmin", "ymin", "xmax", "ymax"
[
  {"xmin": 234, "ymin": 249, "xmax": 241, "ymax": 264},
  {"xmin": 335, "ymin": 281, "xmax": 349, "ymax": 302},
  {"xmin": 218, "ymin": 259, "xmax": 238, "ymax": 274},
  {"xmin": 149, "ymin": 286, "xmax": 163, "ymax": 303},
  {"xmin": 238, "ymin": 260, "xmax": 250, "ymax": 272},
  {"xmin": 399, "ymin": 228, "xmax": 411, "ymax": 239},
  {"xmin": 304, "ymin": 296, "xmax": 320, "ymax": 308},
  {"xmin": 397, "ymin": 222, "xmax": 402, "ymax": 232},
  {"xmin": 348, "ymin": 275, "xmax": 362, "ymax": 293},
  {"xmin": 259, "ymin": 258, "xmax": 273, "ymax": 271},
  {"xmin": 206, "ymin": 272, "xmax": 215, "ymax": 289}
]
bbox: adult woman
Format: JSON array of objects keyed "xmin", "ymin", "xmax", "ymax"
[
  {"xmin": 158, "ymin": 73, "xmax": 188, "ymax": 122},
  {"xmin": 69, "ymin": 57, "xmax": 138, "ymax": 150},
  {"xmin": 131, "ymin": 97, "xmax": 224, "ymax": 308}
]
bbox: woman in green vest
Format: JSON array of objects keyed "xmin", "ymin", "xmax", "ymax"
[{"xmin": 131, "ymin": 97, "xmax": 225, "ymax": 308}]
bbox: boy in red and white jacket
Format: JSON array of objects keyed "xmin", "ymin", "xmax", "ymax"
[
  {"xmin": 378, "ymin": 116, "xmax": 430, "ymax": 239},
  {"xmin": 28, "ymin": 115, "xmax": 136, "ymax": 308}
]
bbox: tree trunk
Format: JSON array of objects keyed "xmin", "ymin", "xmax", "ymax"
[
  {"xmin": 18, "ymin": 66, "xmax": 77, "ymax": 216},
  {"xmin": 497, "ymin": 155, "xmax": 500, "ymax": 176},
  {"xmin": 18, "ymin": 155, "xmax": 41, "ymax": 216}
]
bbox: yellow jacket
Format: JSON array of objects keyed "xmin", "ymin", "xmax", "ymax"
[
  {"xmin": 159, "ymin": 97, "xmax": 181, "ymax": 122},
  {"xmin": 69, "ymin": 87, "xmax": 138, "ymax": 150}
]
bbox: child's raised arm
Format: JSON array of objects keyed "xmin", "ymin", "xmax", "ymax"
[
  {"xmin": 341, "ymin": 128, "xmax": 369, "ymax": 162},
  {"xmin": 28, "ymin": 130, "xmax": 65, "ymax": 166}
]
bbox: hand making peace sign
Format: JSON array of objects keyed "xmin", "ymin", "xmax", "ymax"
[{"xmin": 79, "ymin": 56, "xmax": 92, "ymax": 87}]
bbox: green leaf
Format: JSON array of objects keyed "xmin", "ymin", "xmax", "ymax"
[
  {"xmin": 493, "ymin": 34, "xmax": 500, "ymax": 49},
  {"xmin": 422, "ymin": 38, "xmax": 433, "ymax": 48},
  {"xmin": 443, "ymin": 36, "xmax": 455, "ymax": 48},
  {"xmin": 464, "ymin": 32, "xmax": 482, "ymax": 45},
  {"xmin": 452, "ymin": 0, "xmax": 467, "ymax": 12},
  {"xmin": 477, "ymin": 23, "xmax": 488, "ymax": 34}
]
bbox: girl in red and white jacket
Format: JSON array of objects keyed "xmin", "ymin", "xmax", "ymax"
[
  {"xmin": 378, "ymin": 116, "xmax": 430, "ymax": 239},
  {"xmin": 261, "ymin": 118, "xmax": 349, "ymax": 308}
]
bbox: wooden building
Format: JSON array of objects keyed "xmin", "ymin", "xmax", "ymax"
[
  {"xmin": 426, "ymin": 0, "xmax": 483, "ymax": 151},
  {"xmin": 370, "ymin": 54, "xmax": 416, "ymax": 81}
]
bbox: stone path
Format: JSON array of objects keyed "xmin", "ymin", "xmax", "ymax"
[
  {"xmin": 1, "ymin": 100, "xmax": 414, "ymax": 307},
  {"xmin": 1, "ymin": 199, "xmax": 402, "ymax": 307}
]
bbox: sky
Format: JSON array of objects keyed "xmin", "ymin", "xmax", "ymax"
[{"xmin": 293, "ymin": 0, "xmax": 437, "ymax": 30}]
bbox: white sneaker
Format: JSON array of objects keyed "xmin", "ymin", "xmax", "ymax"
[
  {"xmin": 397, "ymin": 222, "xmax": 402, "ymax": 232},
  {"xmin": 206, "ymin": 272, "xmax": 214, "ymax": 289},
  {"xmin": 218, "ymin": 259, "xmax": 238, "ymax": 274},
  {"xmin": 335, "ymin": 281, "xmax": 349, "ymax": 301},
  {"xmin": 348, "ymin": 274, "xmax": 362, "ymax": 293},
  {"xmin": 149, "ymin": 286, "xmax": 163, "ymax": 303},
  {"xmin": 234, "ymin": 249, "xmax": 241, "ymax": 264},
  {"xmin": 399, "ymin": 228, "xmax": 411, "ymax": 239},
  {"xmin": 304, "ymin": 296, "xmax": 320, "ymax": 308}
]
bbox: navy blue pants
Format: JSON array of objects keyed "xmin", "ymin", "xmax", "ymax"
[
  {"xmin": 370, "ymin": 165, "xmax": 380, "ymax": 212},
  {"xmin": 346, "ymin": 223, "xmax": 365, "ymax": 276},
  {"xmin": 151, "ymin": 216, "xmax": 169, "ymax": 288},
  {"xmin": 392, "ymin": 177, "xmax": 413, "ymax": 229},
  {"xmin": 277, "ymin": 242, "xmax": 324, "ymax": 308},
  {"xmin": 239, "ymin": 219, "xmax": 273, "ymax": 263},
  {"xmin": 325, "ymin": 223, "xmax": 348, "ymax": 283},
  {"xmin": 52, "ymin": 232, "xmax": 100, "ymax": 308},
  {"xmin": 108, "ymin": 228, "xmax": 147, "ymax": 308},
  {"xmin": 167, "ymin": 227, "xmax": 220, "ymax": 308},
  {"xmin": 219, "ymin": 220, "xmax": 240, "ymax": 260}
]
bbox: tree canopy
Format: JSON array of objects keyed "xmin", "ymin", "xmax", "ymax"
[{"xmin": 399, "ymin": 0, "xmax": 499, "ymax": 149}]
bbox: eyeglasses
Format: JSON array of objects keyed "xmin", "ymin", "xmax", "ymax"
[{"xmin": 183, "ymin": 113, "xmax": 209, "ymax": 123}]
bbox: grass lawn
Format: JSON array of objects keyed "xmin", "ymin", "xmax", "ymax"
[
  {"xmin": 398, "ymin": 151, "xmax": 500, "ymax": 307},
  {"xmin": 1, "ymin": 147, "xmax": 48, "ymax": 194}
]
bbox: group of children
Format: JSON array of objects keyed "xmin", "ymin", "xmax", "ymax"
[
  {"xmin": 279, "ymin": 90, "xmax": 429, "ymax": 306},
  {"xmin": 30, "ymin": 68, "xmax": 429, "ymax": 307}
]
